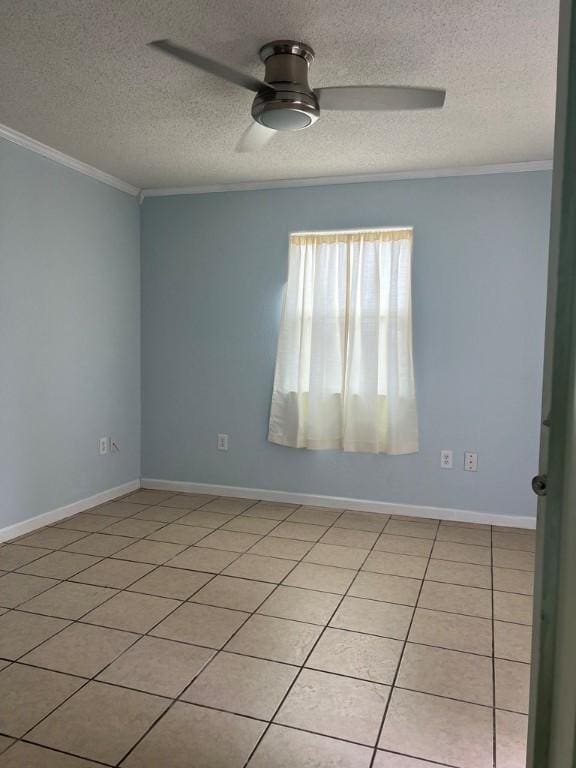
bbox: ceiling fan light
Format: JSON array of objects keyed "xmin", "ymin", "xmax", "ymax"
[
  {"xmin": 256, "ymin": 105, "xmax": 314, "ymax": 130},
  {"xmin": 252, "ymin": 90, "xmax": 319, "ymax": 131}
]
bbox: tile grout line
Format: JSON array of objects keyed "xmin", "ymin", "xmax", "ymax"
[
  {"xmin": 0, "ymin": 494, "xmax": 534, "ymax": 766},
  {"xmin": 3, "ymin": 498, "xmax": 251, "ymax": 648},
  {"xmin": 1, "ymin": 494, "xmax": 272, "ymax": 761},
  {"xmin": 9, "ymin": 493, "xmax": 271, "ymax": 616},
  {"xmin": 6, "ymin": 531, "xmax": 536, "ymax": 577},
  {"xmin": 2, "ymin": 646, "xmax": 529, "ymax": 717},
  {"xmin": 4, "ymin": 598, "xmax": 534, "ymax": 665},
  {"xmin": 4, "ymin": 566, "xmax": 536, "ymax": 616},
  {"xmin": 237, "ymin": 510, "xmax": 392, "ymax": 768},
  {"xmin": 11, "ymin": 508, "xmax": 536, "ymax": 553},
  {"xmin": 368, "ymin": 517, "xmax": 441, "ymax": 768},
  {"xmin": 115, "ymin": 501, "xmax": 323, "ymax": 766},
  {"xmin": 3, "ymin": 499, "xmax": 328, "ymax": 669},
  {"xmin": 16, "ymin": 722, "xmax": 450, "ymax": 768},
  {"xmin": 4, "ymin": 545, "xmax": 210, "ymax": 753},
  {"xmin": 17, "ymin": 741, "xmax": 116, "ymax": 767},
  {"xmin": 13, "ymin": 561, "xmax": 226, "ymax": 761},
  {"xmin": 3, "ymin": 507, "xmax": 534, "ymax": 645}
]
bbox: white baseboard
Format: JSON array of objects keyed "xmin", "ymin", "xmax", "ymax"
[
  {"xmin": 1, "ymin": 474, "xmax": 535, "ymax": 544},
  {"xmin": 141, "ymin": 478, "xmax": 536, "ymax": 529},
  {"xmin": 0, "ymin": 479, "xmax": 141, "ymax": 543}
]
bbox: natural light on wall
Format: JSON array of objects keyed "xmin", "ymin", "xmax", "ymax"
[{"xmin": 268, "ymin": 227, "xmax": 419, "ymax": 454}]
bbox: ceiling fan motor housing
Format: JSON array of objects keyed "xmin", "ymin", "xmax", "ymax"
[{"xmin": 252, "ymin": 40, "xmax": 320, "ymax": 131}]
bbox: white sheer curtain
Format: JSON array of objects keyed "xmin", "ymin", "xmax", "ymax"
[{"xmin": 268, "ymin": 228, "xmax": 419, "ymax": 454}]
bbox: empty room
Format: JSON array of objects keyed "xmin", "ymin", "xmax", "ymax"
[{"xmin": 1, "ymin": 1, "xmax": 573, "ymax": 767}]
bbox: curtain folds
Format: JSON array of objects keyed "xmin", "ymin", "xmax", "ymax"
[{"xmin": 268, "ymin": 228, "xmax": 419, "ymax": 454}]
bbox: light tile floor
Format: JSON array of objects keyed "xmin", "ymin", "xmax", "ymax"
[{"xmin": 0, "ymin": 491, "xmax": 535, "ymax": 767}]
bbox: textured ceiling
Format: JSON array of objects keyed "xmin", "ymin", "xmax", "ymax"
[{"xmin": 0, "ymin": 0, "xmax": 559, "ymax": 190}]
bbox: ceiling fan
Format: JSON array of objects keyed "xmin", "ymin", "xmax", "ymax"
[{"xmin": 149, "ymin": 39, "xmax": 446, "ymax": 152}]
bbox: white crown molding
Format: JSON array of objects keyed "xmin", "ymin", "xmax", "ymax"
[
  {"xmin": 0, "ymin": 121, "xmax": 552, "ymax": 200},
  {"xmin": 0, "ymin": 479, "xmax": 140, "ymax": 543},
  {"xmin": 141, "ymin": 478, "xmax": 537, "ymax": 529},
  {"xmin": 141, "ymin": 160, "xmax": 553, "ymax": 198},
  {"xmin": 0, "ymin": 123, "xmax": 139, "ymax": 197},
  {"xmin": 0, "ymin": 122, "xmax": 551, "ymax": 199}
]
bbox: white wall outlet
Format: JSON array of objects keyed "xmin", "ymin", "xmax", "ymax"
[
  {"xmin": 464, "ymin": 451, "xmax": 478, "ymax": 471},
  {"xmin": 440, "ymin": 449, "xmax": 453, "ymax": 469},
  {"xmin": 217, "ymin": 433, "xmax": 229, "ymax": 451},
  {"xmin": 99, "ymin": 437, "xmax": 108, "ymax": 455}
]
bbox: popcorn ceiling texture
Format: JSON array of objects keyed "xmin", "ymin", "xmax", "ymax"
[{"xmin": 0, "ymin": 0, "xmax": 558, "ymax": 189}]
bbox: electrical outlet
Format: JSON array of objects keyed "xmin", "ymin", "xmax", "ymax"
[
  {"xmin": 440, "ymin": 449, "xmax": 453, "ymax": 469},
  {"xmin": 99, "ymin": 437, "xmax": 108, "ymax": 455},
  {"xmin": 217, "ymin": 433, "xmax": 229, "ymax": 451},
  {"xmin": 464, "ymin": 452, "xmax": 478, "ymax": 471}
]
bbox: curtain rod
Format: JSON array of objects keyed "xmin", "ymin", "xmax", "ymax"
[{"xmin": 290, "ymin": 226, "xmax": 413, "ymax": 236}]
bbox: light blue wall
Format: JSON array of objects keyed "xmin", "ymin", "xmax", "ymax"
[
  {"xmin": 2, "ymin": 143, "xmax": 548, "ymax": 528},
  {"xmin": 141, "ymin": 172, "xmax": 551, "ymax": 519},
  {"xmin": 0, "ymin": 138, "xmax": 141, "ymax": 528}
]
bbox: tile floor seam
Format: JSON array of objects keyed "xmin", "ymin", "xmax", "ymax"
[
  {"xmin": 17, "ymin": 740, "xmax": 116, "ymax": 767},
  {"xmin": 4, "ymin": 531, "xmax": 322, "ymax": 660},
  {"xmin": 380, "ymin": 531, "xmax": 439, "ymax": 543},
  {"xmin": 6, "ymin": 605, "xmax": 509, "ymax": 659},
  {"xmin": 370, "ymin": 549, "xmax": 441, "ymax": 561},
  {"xmin": 11, "ymin": 652, "xmax": 533, "ymax": 731},
  {"xmin": 1, "ymin": 495, "xmax": 534, "ymax": 768},
  {"xmin": 2, "ymin": 586, "xmax": 173, "ymax": 746},
  {"xmin": 10, "ymin": 576, "xmax": 143, "ymax": 625},
  {"xmin": 2, "ymin": 593, "xmax": 111, "ymax": 661},
  {"xmin": 50, "ymin": 495, "xmax": 256, "ymax": 549},
  {"xmin": 123, "ymin": 494, "xmax": 226, "ymax": 514},
  {"xmin": 237, "ymin": 512, "xmax": 396, "ymax": 767},
  {"xmin": 3, "ymin": 577, "xmax": 534, "ymax": 655},
  {"xmin": 195, "ymin": 599, "xmax": 335, "ymax": 627},
  {"xmin": 0, "ymin": 660, "xmax": 176, "ymax": 703},
  {"xmin": 300, "ymin": 539, "xmax": 376, "ymax": 552},
  {"xmin": 11, "ymin": 532, "xmax": 92, "ymax": 550},
  {"xmin": 374, "ymin": 748, "xmax": 461, "ymax": 768},
  {"xmin": 72, "ymin": 563, "xmax": 185, "ymax": 592},
  {"xmin": 11, "ymin": 557, "xmax": 236, "ymax": 763},
  {"xmin": 368, "ymin": 508, "xmax": 441, "ymax": 768},
  {"xmin": 53, "ymin": 517, "xmax": 128, "ymax": 535},
  {"xmin": 2, "ymin": 544, "xmax": 241, "ymax": 672},
  {"xmin": 379, "ymin": 637, "xmax": 494, "ymax": 660},
  {"xmin": 493, "ymin": 703, "xmax": 531, "ymax": 717},
  {"xmin": 114, "ymin": 516, "xmax": 313, "ymax": 765},
  {"xmin": 15, "ymin": 553, "xmax": 108, "ymax": 582},
  {"xmin": 115, "ymin": 698, "xmax": 457, "ymax": 761},
  {"xmin": 12, "ymin": 670, "xmax": 95, "ymax": 747},
  {"xmin": 4, "ymin": 574, "xmax": 533, "ymax": 652},
  {"xmin": 1, "ymin": 547, "xmax": 76, "ymax": 571},
  {"xmin": 400, "ymin": 638, "xmax": 500, "ymax": 662},
  {"xmin": 427, "ymin": 576, "xmax": 532, "ymax": 598},
  {"xmin": 60, "ymin": 504, "xmax": 259, "ymax": 595},
  {"xmin": 0, "ymin": 574, "xmax": 62, "ymax": 611},
  {"xmin": 390, "ymin": 683, "xmax": 493, "ymax": 710},
  {"xmin": 115, "ymin": 544, "xmax": 309, "ymax": 764}
]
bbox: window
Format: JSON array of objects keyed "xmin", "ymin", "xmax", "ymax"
[{"xmin": 268, "ymin": 228, "xmax": 418, "ymax": 454}]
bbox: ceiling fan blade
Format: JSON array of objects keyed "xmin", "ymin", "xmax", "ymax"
[
  {"xmin": 315, "ymin": 85, "xmax": 446, "ymax": 111},
  {"xmin": 148, "ymin": 39, "xmax": 273, "ymax": 94},
  {"xmin": 236, "ymin": 122, "xmax": 277, "ymax": 153}
]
